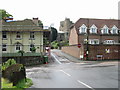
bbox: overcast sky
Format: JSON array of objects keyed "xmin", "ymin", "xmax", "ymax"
[{"xmin": 0, "ymin": 0, "xmax": 119, "ymax": 30}]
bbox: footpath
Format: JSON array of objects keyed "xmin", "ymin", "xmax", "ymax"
[{"xmin": 60, "ymin": 50, "xmax": 119, "ymax": 66}]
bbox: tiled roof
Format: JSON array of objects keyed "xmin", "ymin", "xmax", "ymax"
[
  {"xmin": 2, "ymin": 19, "xmax": 43, "ymax": 31},
  {"xmin": 73, "ymin": 18, "xmax": 120, "ymax": 34}
]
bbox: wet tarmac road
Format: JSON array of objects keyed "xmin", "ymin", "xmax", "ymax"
[{"xmin": 26, "ymin": 49, "xmax": 119, "ymax": 89}]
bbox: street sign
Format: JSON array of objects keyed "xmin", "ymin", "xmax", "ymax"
[{"xmin": 78, "ymin": 44, "xmax": 81, "ymax": 48}]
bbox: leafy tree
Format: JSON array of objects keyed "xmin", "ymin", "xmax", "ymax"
[
  {"xmin": 38, "ymin": 20, "xmax": 43, "ymax": 28},
  {"xmin": 0, "ymin": 9, "xmax": 13, "ymax": 20},
  {"xmin": 50, "ymin": 27, "xmax": 58, "ymax": 42}
]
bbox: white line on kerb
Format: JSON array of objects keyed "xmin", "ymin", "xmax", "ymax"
[
  {"xmin": 51, "ymin": 53, "xmax": 62, "ymax": 64},
  {"xmin": 60, "ymin": 70, "xmax": 71, "ymax": 77},
  {"xmin": 77, "ymin": 80, "xmax": 95, "ymax": 90}
]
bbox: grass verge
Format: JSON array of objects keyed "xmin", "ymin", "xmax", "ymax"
[{"xmin": 2, "ymin": 78, "xmax": 33, "ymax": 89}]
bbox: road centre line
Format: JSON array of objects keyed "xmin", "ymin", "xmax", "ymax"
[
  {"xmin": 77, "ymin": 80, "xmax": 95, "ymax": 90},
  {"xmin": 51, "ymin": 53, "xmax": 62, "ymax": 64},
  {"xmin": 60, "ymin": 70, "xmax": 71, "ymax": 77}
]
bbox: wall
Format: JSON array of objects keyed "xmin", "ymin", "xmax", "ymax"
[
  {"xmin": 2, "ymin": 56, "xmax": 44, "ymax": 66},
  {"xmin": 62, "ymin": 44, "xmax": 120, "ymax": 60},
  {"xmin": 69, "ymin": 26, "xmax": 78, "ymax": 45},
  {"xmin": 62, "ymin": 45, "xmax": 84, "ymax": 59},
  {"xmin": 88, "ymin": 45, "xmax": 120, "ymax": 60}
]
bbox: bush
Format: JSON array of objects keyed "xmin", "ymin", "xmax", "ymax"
[
  {"xmin": 2, "ymin": 59, "xmax": 16, "ymax": 71},
  {"xmin": 2, "ymin": 64, "xmax": 26, "ymax": 85}
]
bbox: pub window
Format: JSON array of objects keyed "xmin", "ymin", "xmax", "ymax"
[
  {"xmin": 2, "ymin": 31, "xmax": 7, "ymax": 39},
  {"xmin": 16, "ymin": 44, "xmax": 21, "ymax": 50},
  {"xmin": 30, "ymin": 32, "xmax": 35, "ymax": 39},
  {"xmin": 2, "ymin": 44, "xmax": 7, "ymax": 51},
  {"xmin": 16, "ymin": 32, "xmax": 21, "ymax": 39},
  {"xmin": 30, "ymin": 44, "xmax": 34, "ymax": 51}
]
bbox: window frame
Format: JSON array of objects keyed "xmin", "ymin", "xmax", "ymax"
[
  {"xmin": 79, "ymin": 24, "xmax": 87, "ymax": 34},
  {"xmin": 30, "ymin": 32, "xmax": 35, "ymax": 39},
  {"xmin": 2, "ymin": 31, "xmax": 7, "ymax": 39},
  {"xmin": 101, "ymin": 25, "xmax": 109, "ymax": 34},
  {"xmin": 104, "ymin": 40, "xmax": 115, "ymax": 44},
  {"xmin": 89, "ymin": 39, "xmax": 99, "ymax": 44},
  {"xmin": 90, "ymin": 24, "xmax": 97, "ymax": 34},
  {"xmin": 16, "ymin": 31, "xmax": 21, "ymax": 39},
  {"xmin": 15, "ymin": 44, "xmax": 22, "ymax": 51},
  {"xmin": 111, "ymin": 25, "xmax": 118, "ymax": 34},
  {"xmin": 30, "ymin": 44, "xmax": 34, "ymax": 51},
  {"xmin": 2, "ymin": 44, "xmax": 7, "ymax": 51}
]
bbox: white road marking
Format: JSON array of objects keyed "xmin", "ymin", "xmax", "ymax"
[
  {"xmin": 60, "ymin": 70, "xmax": 71, "ymax": 77},
  {"xmin": 77, "ymin": 80, "xmax": 95, "ymax": 90},
  {"xmin": 51, "ymin": 53, "xmax": 62, "ymax": 64}
]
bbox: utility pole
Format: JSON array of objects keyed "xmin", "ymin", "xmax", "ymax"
[{"xmin": 86, "ymin": 19, "xmax": 89, "ymax": 60}]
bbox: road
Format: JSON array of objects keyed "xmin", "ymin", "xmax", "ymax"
[{"xmin": 26, "ymin": 49, "xmax": 119, "ymax": 89}]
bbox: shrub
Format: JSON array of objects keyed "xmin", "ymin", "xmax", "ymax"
[
  {"xmin": 2, "ymin": 64, "xmax": 26, "ymax": 85},
  {"xmin": 2, "ymin": 59, "xmax": 16, "ymax": 71}
]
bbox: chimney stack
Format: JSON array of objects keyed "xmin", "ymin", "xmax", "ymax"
[{"xmin": 33, "ymin": 17, "xmax": 39, "ymax": 26}]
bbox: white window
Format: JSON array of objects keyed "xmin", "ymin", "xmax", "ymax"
[
  {"xmin": 104, "ymin": 40, "xmax": 115, "ymax": 44},
  {"xmin": 79, "ymin": 24, "xmax": 87, "ymax": 34},
  {"xmin": 2, "ymin": 31, "xmax": 7, "ymax": 39},
  {"xmin": 90, "ymin": 24, "xmax": 97, "ymax": 34},
  {"xmin": 2, "ymin": 44, "xmax": 7, "ymax": 51},
  {"xmin": 15, "ymin": 44, "xmax": 22, "ymax": 51},
  {"xmin": 30, "ymin": 44, "xmax": 34, "ymax": 51},
  {"xmin": 101, "ymin": 25, "xmax": 109, "ymax": 34},
  {"xmin": 111, "ymin": 25, "xmax": 118, "ymax": 34},
  {"xmin": 16, "ymin": 32, "xmax": 21, "ymax": 39},
  {"xmin": 89, "ymin": 39, "xmax": 99, "ymax": 44},
  {"xmin": 30, "ymin": 32, "xmax": 35, "ymax": 39}
]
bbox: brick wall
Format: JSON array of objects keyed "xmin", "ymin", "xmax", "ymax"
[
  {"xmin": 88, "ymin": 45, "xmax": 120, "ymax": 60},
  {"xmin": 62, "ymin": 44, "xmax": 120, "ymax": 60}
]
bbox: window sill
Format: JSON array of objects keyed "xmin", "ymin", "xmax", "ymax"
[
  {"xmin": 2, "ymin": 38, "xmax": 7, "ymax": 40},
  {"xmin": 29, "ymin": 38, "xmax": 35, "ymax": 40},
  {"xmin": 15, "ymin": 38, "xmax": 22, "ymax": 40}
]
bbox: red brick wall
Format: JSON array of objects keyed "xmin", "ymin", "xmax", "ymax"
[
  {"xmin": 62, "ymin": 45, "xmax": 120, "ymax": 60},
  {"xmin": 88, "ymin": 45, "xmax": 120, "ymax": 60}
]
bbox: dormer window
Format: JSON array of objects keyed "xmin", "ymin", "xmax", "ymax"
[
  {"xmin": 101, "ymin": 25, "xmax": 109, "ymax": 34},
  {"xmin": 111, "ymin": 25, "xmax": 118, "ymax": 34},
  {"xmin": 90, "ymin": 24, "xmax": 97, "ymax": 34},
  {"xmin": 79, "ymin": 24, "xmax": 87, "ymax": 34}
]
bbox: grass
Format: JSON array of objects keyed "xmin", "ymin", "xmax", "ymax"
[{"xmin": 2, "ymin": 78, "xmax": 33, "ymax": 89}]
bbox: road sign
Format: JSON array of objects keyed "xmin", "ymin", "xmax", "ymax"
[{"xmin": 78, "ymin": 44, "xmax": 81, "ymax": 48}]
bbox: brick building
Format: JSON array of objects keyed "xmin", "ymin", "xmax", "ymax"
[{"xmin": 62, "ymin": 18, "xmax": 120, "ymax": 60}]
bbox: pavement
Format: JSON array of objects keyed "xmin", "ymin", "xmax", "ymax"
[{"xmin": 52, "ymin": 49, "xmax": 119, "ymax": 66}]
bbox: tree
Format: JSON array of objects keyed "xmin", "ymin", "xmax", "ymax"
[
  {"xmin": 0, "ymin": 9, "xmax": 13, "ymax": 20},
  {"xmin": 50, "ymin": 27, "xmax": 58, "ymax": 42},
  {"xmin": 38, "ymin": 20, "xmax": 43, "ymax": 28}
]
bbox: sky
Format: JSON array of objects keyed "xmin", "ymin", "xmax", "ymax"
[{"xmin": 0, "ymin": 0, "xmax": 119, "ymax": 30}]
